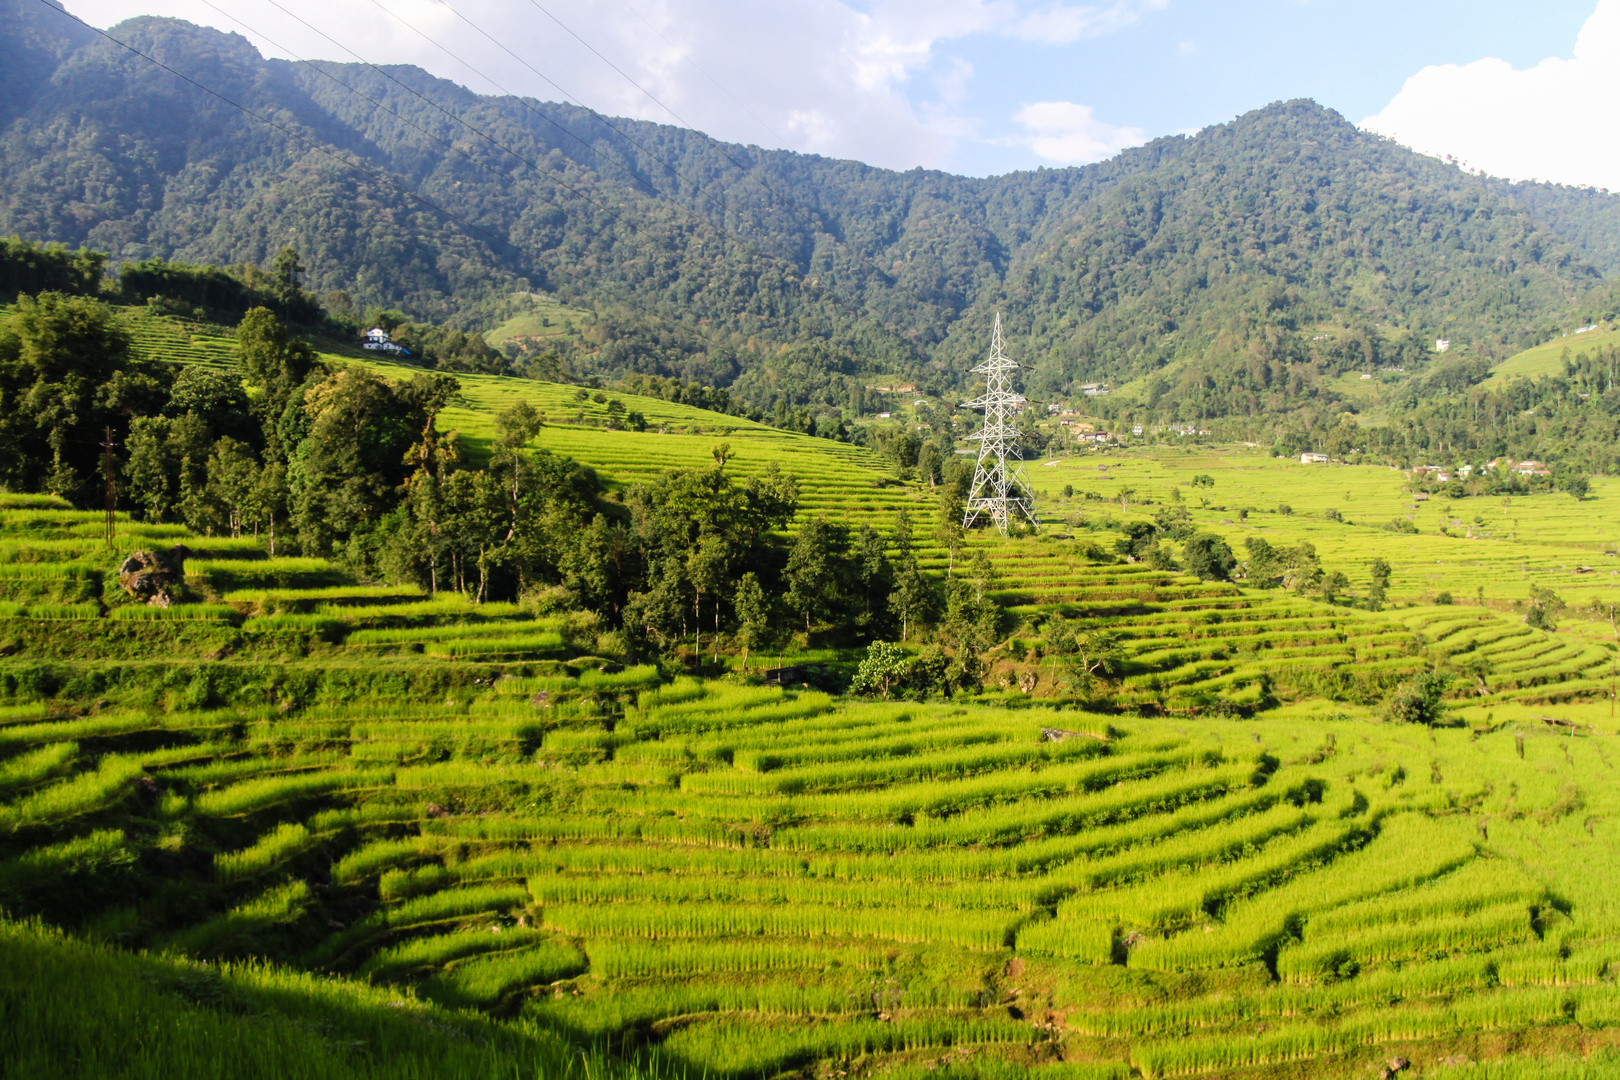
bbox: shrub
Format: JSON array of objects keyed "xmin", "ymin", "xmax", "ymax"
[
  {"xmin": 1183, "ymin": 533, "xmax": 1237, "ymax": 581},
  {"xmin": 1388, "ymin": 672, "xmax": 1449, "ymax": 725},
  {"xmin": 850, "ymin": 641, "xmax": 909, "ymax": 697}
]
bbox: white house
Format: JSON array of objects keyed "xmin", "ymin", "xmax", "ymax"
[
  {"xmin": 1435, "ymin": 339, "xmax": 1451, "ymax": 353},
  {"xmin": 1300, "ymin": 452, "xmax": 1328, "ymax": 464},
  {"xmin": 361, "ymin": 328, "xmax": 411, "ymax": 356}
]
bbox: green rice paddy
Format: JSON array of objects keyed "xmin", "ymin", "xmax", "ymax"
[{"xmin": 5, "ymin": 354, "xmax": 1620, "ymax": 1076}]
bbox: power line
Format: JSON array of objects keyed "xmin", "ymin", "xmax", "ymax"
[
  {"xmin": 402, "ymin": 0, "xmax": 735, "ymax": 222},
  {"xmin": 34, "ymin": 1, "xmax": 737, "ymax": 364},
  {"xmin": 218, "ymin": 0, "xmax": 940, "ymax": 358},
  {"xmin": 615, "ymin": 0, "xmax": 786, "ymax": 148},
  {"xmin": 363, "ymin": 0, "xmax": 965, "ymax": 358},
  {"xmin": 39, "ymin": 0, "xmax": 945, "ymax": 388},
  {"xmin": 232, "ymin": 0, "xmax": 916, "ymax": 350},
  {"xmin": 523, "ymin": 0, "xmax": 711, "ymax": 141},
  {"xmin": 494, "ymin": 0, "xmax": 972, "ymax": 345},
  {"xmin": 510, "ymin": 0, "xmax": 858, "ymax": 260},
  {"xmin": 240, "ymin": 0, "xmax": 654, "ymax": 238}
]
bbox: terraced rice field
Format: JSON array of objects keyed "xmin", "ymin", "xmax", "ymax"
[
  {"xmin": 1032, "ymin": 449, "xmax": 1620, "ymax": 609},
  {"xmin": 361, "ymin": 358, "xmax": 926, "ymax": 530},
  {"xmin": 10, "ymin": 322, "xmax": 1620, "ymax": 1074},
  {"xmin": 4, "ymin": 492, "xmax": 1620, "ymax": 1077},
  {"xmin": 107, "ymin": 311, "xmax": 922, "ymax": 529},
  {"xmin": 3, "ymin": 639, "xmax": 1618, "ymax": 1073},
  {"xmin": 118, "ymin": 308, "xmax": 241, "ymax": 370}
]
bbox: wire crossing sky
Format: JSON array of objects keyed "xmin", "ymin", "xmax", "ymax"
[{"xmin": 62, "ymin": 0, "xmax": 1619, "ymax": 187}]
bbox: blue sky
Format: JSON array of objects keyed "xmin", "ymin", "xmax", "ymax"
[
  {"xmin": 66, "ymin": 0, "xmax": 1620, "ymax": 186},
  {"xmin": 943, "ymin": 0, "xmax": 1598, "ymax": 174}
]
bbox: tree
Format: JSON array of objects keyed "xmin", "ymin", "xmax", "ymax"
[
  {"xmin": 1072, "ymin": 630, "xmax": 1125, "ymax": 689},
  {"xmin": 205, "ymin": 436, "xmax": 259, "ymax": 538},
  {"xmin": 687, "ymin": 534, "xmax": 730, "ymax": 661},
  {"xmin": 1116, "ymin": 520, "xmax": 1157, "ymax": 560},
  {"xmin": 494, "ymin": 401, "xmax": 543, "ymax": 449},
  {"xmin": 123, "ymin": 411, "xmax": 210, "ymax": 528},
  {"xmin": 125, "ymin": 416, "xmax": 177, "ymax": 523},
  {"xmin": 784, "ymin": 517, "xmax": 840, "ymax": 636},
  {"xmin": 624, "ymin": 555, "xmax": 687, "ymax": 652},
  {"xmin": 1322, "ymin": 570, "xmax": 1350, "ymax": 603},
  {"xmin": 940, "ymin": 553, "xmax": 1000, "ymax": 651},
  {"xmin": 851, "ymin": 641, "xmax": 909, "ymax": 698},
  {"xmin": 1526, "ymin": 584, "xmax": 1567, "ymax": 630},
  {"xmin": 733, "ymin": 572, "xmax": 771, "ymax": 671},
  {"xmin": 252, "ymin": 463, "xmax": 290, "ymax": 555},
  {"xmin": 236, "ymin": 307, "xmax": 317, "ymax": 407},
  {"xmin": 169, "ymin": 412, "xmax": 214, "ymax": 534},
  {"xmin": 935, "ymin": 489, "xmax": 966, "ymax": 571},
  {"xmin": 893, "ymin": 509, "xmax": 914, "ymax": 557},
  {"xmin": 888, "ymin": 556, "xmax": 934, "ymax": 643},
  {"xmin": 1183, "ymin": 533, "xmax": 1237, "ymax": 581},
  {"xmin": 1243, "ymin": 537, "xmax": 1285, "ymax": 586},
  {"xmin": 917, "ymin": 443, "xmax": 943, "ymax": 487},
  {"xmin": 0, "ymin": 291, "xmax": 134, "ymax": 501},
  {"xmin": 1045, "ymin": 618, "xmax": 1122, "ymax": 692},
  {"xmin": 852, "ymin": 524, "xmax": 895, "ymax": 638},
  {"xmin": 1388, "ymin": 672, "xmax": 1448, "ymax": 725},
  {"xmin": 167, "ymin": 365, "xmax": 251, "ymax": 443},
  {"xmin": 1045, "ymin": 617, "xmax": 1079, "ymax": 683},
  {"xmin": 1367, "ymin": 558, "xmax": 1392, "ymax": 609},
  {"xmin": 270, "ymin": 246, "xmax": 305, "ymax": 308},
  {"xmin": 295, "ymin": 367, "xmax": 431, "ymax": 555}
]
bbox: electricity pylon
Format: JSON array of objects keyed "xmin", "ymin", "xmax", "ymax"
[{"xmin": 961, "ymin": 312, "xmax": 1036, "ymax": 534}]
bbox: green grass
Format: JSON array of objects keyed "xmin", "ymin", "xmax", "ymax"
[
  {"xmin": 6, "ymin": 405, "xmax": 1620, "ymax": 1077},
  {"xmin": 1488, "ymin": 324, "xmax": 1620, "ymax": 383},
  {"xmin": 0, "ymin": 918, "xmax": 649, "ymax": 1080}
]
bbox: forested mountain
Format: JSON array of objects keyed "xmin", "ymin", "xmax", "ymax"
[{"xmin": 6, "ymin": 0, "xmax": 1620, "ymax": 421}]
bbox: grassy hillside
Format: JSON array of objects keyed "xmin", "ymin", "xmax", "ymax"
[
  {"xmin": 9, "ymin": 331, "xmax": 1620, "ymax": 1076},
  {"xmin": 481, "ymin": 293, "xmax": 594, "ymax": 353},
  {"xmin": 7, "ymin": 424, "xmax": 1620, "ymax": 1077},
  {"xmin": 1489, "ymin": 324, "xmax": 1620, "ymax": 384}
]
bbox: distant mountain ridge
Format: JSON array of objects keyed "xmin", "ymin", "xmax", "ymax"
[{"xmin": 5, "ymin": 0, "xmax": 1620, "ymax": 418}]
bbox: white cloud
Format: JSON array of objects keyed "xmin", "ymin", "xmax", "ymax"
[
  {"xmin": 59, "ymin": 0, "xmax": 1163, "ymax": 171},
  {"xmin": 1009, "ymin": 0, "xmax": 1168, "ymax": 44},
  {"xmin": 1361, "ymin": 0, "xmax": 1620, "ymax": 190},
  {"xmin": 1013, "ymin": 100, "xmax": 1146, "ymax": 164}
]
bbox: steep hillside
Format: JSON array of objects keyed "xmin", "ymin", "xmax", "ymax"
[{"xmin": 4, "ymin": 4, "xmax": 1620, "ymax": 421}]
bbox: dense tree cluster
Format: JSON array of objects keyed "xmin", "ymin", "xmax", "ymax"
[
  {"xmin": 6, "ymin": 6, "xmax": 1620, "ymax": 443},
  {"xmin": 0, "ymin": 284, "xmax": 986, "ymax": 673}
]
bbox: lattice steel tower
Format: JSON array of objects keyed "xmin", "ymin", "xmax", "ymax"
[{"xmin": 962, "ymin": 312, "xmax": 1037, "ymax": 534}]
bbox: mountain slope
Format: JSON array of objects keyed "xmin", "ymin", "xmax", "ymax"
[{"xmin": 3, "ymin": 5, "xmax": 1619, "ymax": 417}]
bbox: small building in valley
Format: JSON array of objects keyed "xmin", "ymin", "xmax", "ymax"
[{"xmin": 361, "ymin": 328, "xmax": 410, "ymax": 356}]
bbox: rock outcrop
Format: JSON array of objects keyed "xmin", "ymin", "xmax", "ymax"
[{"xmin": 117, "ymin": 545, "xmax": 193, "ymax": 604}]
